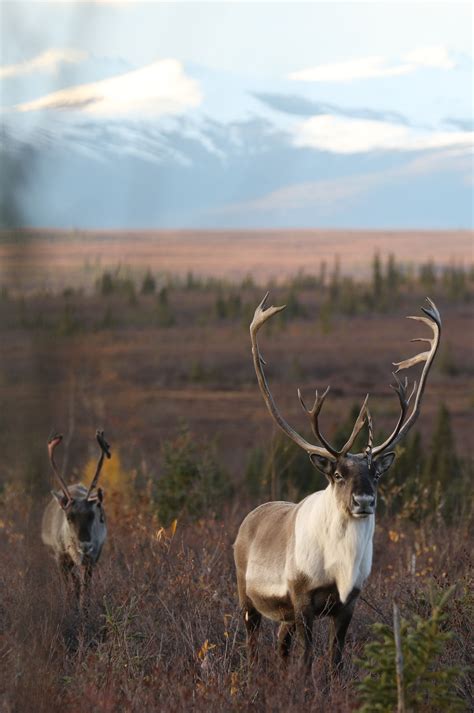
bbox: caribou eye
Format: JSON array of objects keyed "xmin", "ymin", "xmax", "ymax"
[{"xmin": 334, "ymin": 471, "xmax": 344, "ymax": 482}]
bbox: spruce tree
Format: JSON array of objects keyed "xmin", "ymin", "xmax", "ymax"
[
  {"xmin": 356, "ymin": 589, "xmax": 465, "ymax": 712},
  {"xmin": 419, "ymin": 261, "xmax": 437, "ymax": 291},
  {"xmin": 157, "ymin": 428, "xmax": 231, "ymax": 525},
  {"xmin": 141, "ymin": 270, "xmax": 156, "ymax": 295},
  {"xmin": 372, "ymin": 252, "xmax": 383, "ymax": 303},
  {"xmin": 380, "ymin": 431, "xmax": 424, "ymax": 519},
  {"xmin": 329, "ymin": 255, "xmax": 341, "ymax": 304},
  {"xmin": 423, "ymin": 403, "xmax": 459, "ymax": 487},
  {"xmin": 386, "ymin": 253, "xmax": 400, "ymax": 298},
  {"xmin": 423, "ymin": 403, "xmax": 461, "ymax": 518}
]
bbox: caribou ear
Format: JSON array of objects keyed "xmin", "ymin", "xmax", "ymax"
[
  {"xmin": 52, "ymin": 490, "xmax": 71, "ymax": 510},
  {"xmin": 309, "ymin": 454, "xmax": 335, "ymax": 479},
  {"xmin": 374, "ymin": 451, "xmax": 396, "ymax": 479}
]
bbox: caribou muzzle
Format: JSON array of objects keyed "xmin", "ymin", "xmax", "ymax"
[
  {"xmin": 351, "ymin": 493, "xmax": 376, "ymax": 517},
  {"xmin": 78, "ymin": 541, "xmax": 95, "ymax": 564}
]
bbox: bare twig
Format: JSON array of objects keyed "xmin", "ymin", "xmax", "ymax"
[
  {"xmin": 359, "ymin": 594, "xmax": 391, "ymax": 625},
  {"xmin": 393, "ymin": 599, "xmax": 406, "ymax": 713}
]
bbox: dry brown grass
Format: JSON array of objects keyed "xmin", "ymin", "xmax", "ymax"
[
  {"xmin": 0, "ymin": 238, "xmax": 472, "ymax": 711},
  {"xmin": 0, "ymin": 287, "xmax": 471, "ymax": 485},
  {"xmin": 0, "ymin": 487, "xmax": 472, "ymax": 713}
]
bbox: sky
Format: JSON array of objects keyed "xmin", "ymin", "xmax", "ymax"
[
  {"xmin": 2, "ymin": 2, "xmax": 473, "ymax": 76},
  {"xmin": 0, "ymin": 1, "xmax": 473, "ymax": 228}
]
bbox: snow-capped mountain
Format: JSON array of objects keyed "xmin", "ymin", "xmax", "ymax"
[{"xmin": 1, "ymin": 53, "xmax": 472, "ymax": 228}]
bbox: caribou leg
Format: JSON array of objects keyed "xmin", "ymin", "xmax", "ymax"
[
  {"xmin": 329, "ymin": 590, "xmax": 359, "ymax": 673},
  {"xmin": 243, "ymin": 603, "xmax": 262, "ymax": 666},
  {"xmin": 79, "ymin": 564, "xmax": 94, "ymax": 611},
  {"xmin": 277, "ymin": 622, "xmax": 295, "ymax": 660},
  {"xmin": 294, "ymin": 599, "xmax": 314, "ymax": 673},
  {"xmin": 59, "ymin": 553, "xmax": 82, "ymax": 600}
]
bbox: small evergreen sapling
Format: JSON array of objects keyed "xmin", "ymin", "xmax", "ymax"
[{"xmin": 356, "ymin": 588, "xmax": 465, "ymax": 712}]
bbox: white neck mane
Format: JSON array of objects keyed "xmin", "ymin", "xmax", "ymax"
[{"xmin": 293, "ymin": 486, "xmax": 375, "ymax": 603}]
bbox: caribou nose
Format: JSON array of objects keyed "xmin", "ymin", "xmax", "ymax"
[
  {"xmin": 352, "ymin": 494, "xmax": 375, "ymax": 509},
  {"xmin": 80, "ymin": 542, "xmax": 93, "ymax": 555}
]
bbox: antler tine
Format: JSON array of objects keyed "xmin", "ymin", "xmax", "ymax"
[
  {"xmin": 96, "ymin": 429, "xmax": 111, "ymax": 459},
  {"xmin": 364, "ymin": 408, "xmax": 373, "ymax": 466},
  {"xmin": 250, "ymin": 294, "xmax": 335, "ymax": 460},
  {"xmin": 366, "ymin": 409, "xmax": 373, "ymax": 450},
  {"xmin": 422, "ymin": 297, "xmax": 441, "ymax": 324},
  {"xmin": 391, "ymin": 372, "xmax": 418, "ymax": 411},
  {"xmin": 297, "ymin": 386, "xmax": 339, "ymax": 456},
  {"xmin": 340, "ymin": 394, "xmax": 369, "ymax": 456},
  {"xmin": 372, "ymin": 373, "xmax": 416, "ymax": 453},
  {"xmin": 373, "ymin": 298, "xmax": 441, "ymax": 456},
  {"xmin": 48, "ymin": 432, "xmax": 72, "ymax": 505},
  {"xmin": 87, "ymin": 429, "xmax": 111, "ymax": 498}
]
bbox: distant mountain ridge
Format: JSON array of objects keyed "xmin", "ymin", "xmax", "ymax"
[{"xmin": 1, "ymin": 55, "xmax": 472, "ymax": 228}]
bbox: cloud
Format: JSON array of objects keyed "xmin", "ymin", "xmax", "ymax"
[
  {"xmin": 396, "ymin": 146, "xmax": 473, "ymax": 178},
  {"xmin": 294, "ymin": 114, "xmax": 473, "ymax": 154},
  {"xmin": 289, "ymin": 56, "xmax": 411, "ymax": 83},
  {"xmin": 288, "ymin": 45, "xmax": 456, "ymax": 82},
  {"xmin": 403, "ymin": 45, "xmax": 455, "ymax": 69},
  {"xmin": 253, "ymin": 92, "xmax": 408, "ymax": 124},
  {"xmin": 214, "ymin": 146, "xmax": 473, "ymax": 218},
  {"xmin": 445, "ymin": 117, "xmax": 474, "ymax": 132},
  {"xmin": 14, "ymin": 59, "xmax": 202, "ymax": 117},
  {"xmin": 216, "ymin": 175, "xmax": 378, "ymax": 216},
  {"xmin": 0, "ymin": 49, "xmax": 87, "ymax": 79}
]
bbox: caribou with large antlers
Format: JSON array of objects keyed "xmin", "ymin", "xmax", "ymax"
[
  {"xmin": 41, "ymin": 430, "xmax": 111, "ymax": 605},
  {"xmin": 234, "ymin": 295, "xmax": 441, "ymax": 671}
]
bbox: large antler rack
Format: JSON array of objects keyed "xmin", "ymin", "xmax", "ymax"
[
  {"xmin": 250, "ymin": 293, "xmax": 369, "ymax": 461},
  {"xmin": 372, "ymin": 298, "xmax": 441, "ymax": 456}
]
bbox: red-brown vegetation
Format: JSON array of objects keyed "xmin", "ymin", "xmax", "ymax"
[
  {"xmin": 0, "ymin": 234, "xmax": 472, "ymax": 711},
  {"xmin": 1, "ymin": 488, "xmax": 472, "ymax": 712}
]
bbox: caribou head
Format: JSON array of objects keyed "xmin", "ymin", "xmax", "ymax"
[
  {"xmin": 297, "ymin": 391, "xmax": 393, "ymax": 518},
  {"xmin": 47, "ymin": 430, "xmax": 111, "ymax": 565}
]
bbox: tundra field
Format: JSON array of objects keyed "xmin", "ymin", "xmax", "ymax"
[
  {"xmin": 0, "ymin": 229, "xmax": 473, "ymax": 712},
  {"xmin": 0, "ymin": 229, "xmax": 472, "ymax": 293}
]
